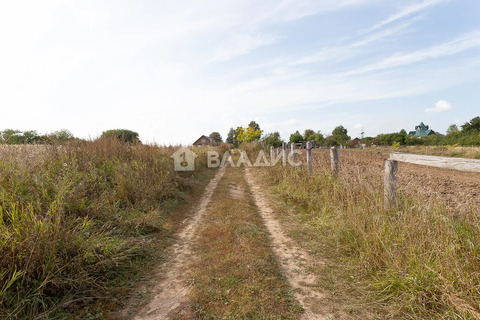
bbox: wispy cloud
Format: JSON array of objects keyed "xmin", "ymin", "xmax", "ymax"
[
  {"xmin": 348, "ymin": 30, "xmax": 480, "ymax": 74},
  {"xmin": 290, "ymin": 19, "xmax": 415, "ymax": 67},
  {"xmin": 366, "ymin": 0, "xmax": 448, "ymax": 33},
  {"xmin": 425, "ymin": 100, "xmax": 453, "ymax": 112},
  {"xmin": 207, "ymin": 0, "xmax": 370, "ymax": 63}
]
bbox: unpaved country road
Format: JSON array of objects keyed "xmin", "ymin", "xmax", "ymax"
[
  {"xmin": 245, "ymin": 168, "xmax": 339, "ymax": 320},
  {"xmin": 133, "ymin": 168, "xmax": 225, "ymax": 320},
  {"xmin": 132, "ymin": 166, "xmax": 339, "ymax": 320}
]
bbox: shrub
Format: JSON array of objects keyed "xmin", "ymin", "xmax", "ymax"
[{"xmin": 100, "ymin": 129, "xmax": 141, "ymax": 143}]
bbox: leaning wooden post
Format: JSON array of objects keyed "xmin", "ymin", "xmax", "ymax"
[
  {"xmin": 306, "ymin": 141, "xmax": 313, "ymax": 176},
  {"xmin": 384, "ymin": 159, "xmax": 398, "ymax": 209},
  {"xmin": 330, "ymin": 146, "xmax": 339, "ymax": 174},
  {"xmin": 291, "ymin": 142, "xmax": 296, "ymax": 161},
  {"xmin": 282, "ymin": 142, "xmax": 287, "ymax": 165},
  {"xmin": 270, "ymin": 146, "xmax": 274, "ymax": 161}
]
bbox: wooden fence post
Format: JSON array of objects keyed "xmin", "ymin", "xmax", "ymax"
[
  {"xmin": 384, "ymin": 159, "xmax": 398, "ymax": 208},
  {"xmin": 291, "ymin": 142, "xmax": 296, "ymax": 161},
  {"xmin": 282, "ymin": 142, "xmax": 287, "ymax": 166},
  {"xmin": 330, "ymin": 146, "xmax": 339, "ymax": 174},
  {"xmin": 270, "ymin": 146, "xmax": 274, "ymax": 162},
  {"xmin": 306, "ymin": 141, "xmax": 313, "ymax": 176}
]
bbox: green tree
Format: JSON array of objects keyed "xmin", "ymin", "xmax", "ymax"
[
  {"xmin": 306, "ymin": 131, "xmax": 324, "ymax": 146},
  {"xmin": 101, "ymin": 129, "xmax": 140, "ymax": 143},
  {"xmin": 376, "ymin": 130, "xmax": 407, "ymax": 146},
  {"xmin": 461, "ymin": 117, "xmax": 480, "ymax": 132},
  {"xmin": 446, "ymin": 124, "xmax": 459, "ymax": 135},
  {"xmin": 331, "ymin": 125, "xmax": 350, "ymax": 145},
  {"xmin": 262, "ymin": 132, "xmax": 283, "ymax": 148},
  {"xmin": 209, "ymin": 132, "xmax": 223, "ymax": 145},
  {"xmin": 48, "ymin": 129, "xmax": 75, "ymax": 141},
  {"xmin": 289, "ymin": 131, "xmax": 303, "ymax": 144},
  {"xmin": 23, "ymin": 130, "xmax": 42, "ymax": 144},
  {"xmin": 324, "ymin": 135, "xmax": 338, "ymax": 147},
  {"xmin": 303, "ymin": 129, "xmax": 315, "ymax": 140},
  {"xmin": 1, "ymin": 129, "xmax": 23, "ymax": 144},
  {"xmin": 248, "ymin": 121, "xmax": 260, "ymax": 131},
  {"xmin": 226, "ymin": 128, "xmax": 236, "ymax": 144}
]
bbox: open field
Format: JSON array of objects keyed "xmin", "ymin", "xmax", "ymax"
[{"xmin": 312, "ymin": 149, "xmax": 480, "ymax": 212}]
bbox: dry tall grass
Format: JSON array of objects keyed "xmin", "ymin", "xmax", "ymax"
[
  {"xmin": 262, "ymin": 150, "xmax": 480, "ymax": 319},
  {"xmin": 0, "ymin": 140, "xmax": 210, "ymax": 319}
]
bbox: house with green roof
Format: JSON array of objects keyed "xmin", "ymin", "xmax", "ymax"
[{"xmin": 408, "ymin": 122, "xmax": 441, "ymax": 137}]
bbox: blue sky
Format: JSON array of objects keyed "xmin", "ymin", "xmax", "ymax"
[{"xmin": 1, "ymin": 0, "xmax": 480, "ymax": 144}]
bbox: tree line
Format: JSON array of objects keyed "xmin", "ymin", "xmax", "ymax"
[
  {"xmin": 371, "ymin": 117, "xmax": 480, "ymax": 147},
  {"xmin": 211, "ymin": 116, "xmax": 480, "ymax": 149},
  {"xmin": 0, "ymin": 129, "xmax": 141, "ymax": 144},
  {"xmin": 207, "ymin": 122, "xmax": 350, "ymax": 148},
  {"xmin": 3, "ymin": 116, "xmax": 479, "ymax": 147}
]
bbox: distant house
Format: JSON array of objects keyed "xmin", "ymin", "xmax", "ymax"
[
  {"xmin": 408, "ymin": 122, "xmax": 441, "ymax": 137},
  {"xmin": 345, "ymin": 138, "xmax": 361, "ymax": 148},
  {"xmin": 351, "ymin": 137, "xmax": 361, "ymax": 145},
  {"xmin": 193, "ymin": 135, "xmax": 211, "ymax": 147}
]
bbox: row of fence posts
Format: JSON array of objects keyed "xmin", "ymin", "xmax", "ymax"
[
  {"xmin": 269, "ymin": 144, "xmax": 340, "ymax": 176},
  {"xmin": 250, "ymin": 141, "xmax": 478, "ymax": 210},
  {"xmin": 268, "ymin": 144, "xmax": 396, "ymax": 209},
  {"xmin": 266, "ymin": 145, "xmax": 474, "ymax": 210}
]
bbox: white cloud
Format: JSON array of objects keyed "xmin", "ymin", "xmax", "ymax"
[
  {"xmin": 349, "ymin": 30, "xmax": 480, "ymax": 74},
  {"xmin": 425, "ymin": 100, "xmax": 453, "ymax": 112},
  {"xmin": 366, "ymin": 0, "xmax": 448, "ymax": 33},
  {"xmin": 354, "ymin": 123, "xmax": 363, "ymax": 129}
]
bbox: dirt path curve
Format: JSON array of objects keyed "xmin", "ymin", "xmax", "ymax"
[
  {"xmin": 133, "ymin": 167, "xmax": 225, "ymax": 320},
  {"xmin": 245, "ymin": 168, "xmax": 336, "ymax": 320}
]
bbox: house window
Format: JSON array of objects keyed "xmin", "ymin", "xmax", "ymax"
[{"xmin": 201, "ymin": 138, "xmax": 206, "ymax": 143}]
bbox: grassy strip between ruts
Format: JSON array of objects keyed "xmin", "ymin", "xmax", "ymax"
[{"xmin": 172, "ymin": 166, "xmax": 303, "ymax": 319}]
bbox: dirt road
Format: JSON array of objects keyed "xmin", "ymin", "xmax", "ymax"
[
  {"xmin": 133, "ymin": 168, "xmax": 226, "ymax": 319},
  {"xmin": 129, "ymin": 166, "xmax": 336, "ymax": 319},
  {"xmin": 245, "ymin": 169, "xmax": 339, "ymax": 320}
]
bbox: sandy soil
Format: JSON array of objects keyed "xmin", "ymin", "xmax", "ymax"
[
  {"xmin": 132, "ymin": 167, "xmax": 225, "ymax": 320},
  {"xmin": 245, "ymin": 168, "xmax": 340, "ymax": 320}
]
